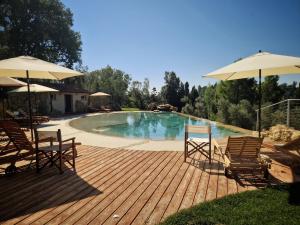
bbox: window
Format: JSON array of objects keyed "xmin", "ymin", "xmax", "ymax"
[{"xmin": 81, "ymin": 95, "xmax": 87, "ymax": 101}]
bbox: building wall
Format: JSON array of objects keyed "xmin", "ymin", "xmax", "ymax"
[{"xmin": 51, "ymin": 92, "xmax": 89, "ymax": 114}]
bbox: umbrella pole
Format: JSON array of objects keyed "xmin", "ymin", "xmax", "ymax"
[
  {"xmin": 26, "ymin": 70, "xmax": 34, "ymax": 140},
  {"xmin": 258, "ymin": 69, "xmax": 262, "ymax": 138}
]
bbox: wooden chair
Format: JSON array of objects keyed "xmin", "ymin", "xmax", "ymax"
[
  {"xmin": 34, "ymin": 129, "xmax": 76, "ymax": 174},
  {"xmin": 0, "ymin": 120, "xmax": 35, "ymax": 175},
  {"xmin": 219, "ymin": 136, "xmax": 270, "ymax": 178},
  {"xmin": 184, "ymin": 125, "xmax": 212, "ymax": 164}
]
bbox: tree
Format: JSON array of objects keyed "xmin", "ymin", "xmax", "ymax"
[
  {"xmin": 161, "ymin": 71, "xmax": 182, "ymax": 109},
  {"xmin": 128, "ymin": 80, "xmax": 143, "ymax": 109},
  {"xmin": 0, "ymin": 0, "xmax": 82, "ymax": 68},
  {"xmin": 204, "ymin": 84, "xmax": 217, "ymax": 120},
  {"xmin": 216, "ymin": 79, "xmax": 257, "ymax": 104},
  {"xmin": 189, "ymin": 86, "xmax": 199, "ymax": 106},
  {"xmin": 85, "ymin": 66, "xmax": 131, "ymax": 110},
  {"xmin": 261, "ymin": 76, "xmax": 283, "ymax": 104},
  {"xmin": 184, "ymin": 82, "xmax": 189, "ymax": 96}
]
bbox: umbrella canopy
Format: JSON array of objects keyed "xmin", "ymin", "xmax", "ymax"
[
  {"xmin": 0, "ymin": 55, "xmax": 83, "ymax": 140},
  {"xmin": 90, "ymin": 92, "xmax": 111, "ymax": 97},
  {"xmin": 0, "ymin": 56, "xmax": 83, "ymax": 79},
  {"xmin": 204, "ymin": 51, "xmax": 300, "ymax": 137},
  {"xmin": 0, "ymin": 77, "xmax": 26, "ymax": 87},
  {"xmin": 204, "ymin": 51, "xmax": 300, "ymax": 80},
  {"xmin": 9, "ymin": 84, "xmax": 58, "ymax": 93}
]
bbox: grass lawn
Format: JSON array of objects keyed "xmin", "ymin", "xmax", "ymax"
[
  {"xmin": 160, "ymin": 183, "xmax": 300, "ymax": 225},
  {"xmin": 121, "ymin": 107, "xmax": 140, "ymax": 111}
]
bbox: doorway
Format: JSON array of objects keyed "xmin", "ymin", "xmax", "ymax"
[{"xmin": 64, "ymin": 94, "xmax": 73, "ymax": 113}]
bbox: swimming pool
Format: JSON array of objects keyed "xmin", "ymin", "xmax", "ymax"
[{"xmin": 70, "ymin": 112, "xmax": 241, "ymax": 140}]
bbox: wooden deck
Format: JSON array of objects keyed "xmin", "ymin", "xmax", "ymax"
[{"xmin": 0, "ymin": 145, "xmax": 269, "ymax": 225}]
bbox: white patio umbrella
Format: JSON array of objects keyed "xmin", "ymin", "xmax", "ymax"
[
  {"xmin": 0, "ymin": 78, "xmax": 27, "ymax": 119},
  {"xmin": 0, "ymin": 77, "xmax": 27, "ymax": 87},
  {"xmin": 204, "ymin": 51, "xmax": 300, "ymax": 137},
  {"xmin": 9, "ymin": 84, "xmax": 59, "ymax": 114},
  {"xmin": 90, "ymin": 92, "xmax": 111, "ymax": 97},
  {"xmin": 9, "ymin": 83, "xmax": 58, "ymax": 93},
  {"xmin": 0, "ymin": 56, "xmax": 83, "ymax": 138}
]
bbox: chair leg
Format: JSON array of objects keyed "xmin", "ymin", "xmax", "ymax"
[
  {"xmin": 184, "ymin": 143, "xmax": 187, "ymax": 162},
  {"xmin": 72, "ymin": 147, "xmax": 76, "ymax": 171},
  {"xmin": 59, "ymin": 151, "xmax": 63, "ymax": 174},
  {"xmin": 50, "ymin": 151, "xmax": 54, "ymax": 167},
  {"xmin": 209, "ymin": 144, "xmax": 211, "ymax": 164},
  {"xmin": 36, "ymin": 151, "xmax": 40, "ymax": 173}
]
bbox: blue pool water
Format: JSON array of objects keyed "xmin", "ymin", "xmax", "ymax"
[{"xmin": 70, "ymin": 112, "xmax": 241, "ymax": 140}]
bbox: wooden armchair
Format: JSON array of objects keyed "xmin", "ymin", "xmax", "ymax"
[
  {"xmin": 184, "ymin": 125, "xmax": 212, "ymax": 164},
  {"xmin": 34, "ymin": 129, "xmax": 76, "ymax": 174}
]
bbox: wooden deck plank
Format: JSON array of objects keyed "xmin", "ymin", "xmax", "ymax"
[
  {"xmin": 50, "ymin": 151, "xmax": 159, "ymax": 225},
  {"xmin": 216, "ymin": 157, "xmax": 228, "ymax": 198},
  {"xmin": 72, "ymin": 151, "xmax": 170, "ymax": 224},
  {"xmin": 39, "ymin": 151, "xmax": 150, "ymax": 225},
  {"xmin": 192, "ymin": 157, "xmax": 210, "ymax": 204},
  {"xmin": 179, "ymin": 153, "xmax": 206, "ymax": 210},
  {"xmin": 16, "ymin": 150, "xmax": 145, "ymax": 225},
  {"xmin": 0, "ymin": 147, "xmax": 120, "ymax": 218},
  {"xmin": 0, "ymin": 145, "xmax": 268, "ymax": 225},
  {"xmin": 0, "ymin": 145, "xmax": 101, "ymax": 199},
  {"xmin": 89, "ymin": 151, "xmax": 177, "ymax": 225},
  {"xmin": 0, "ymin": 146, "xmax": 111, "ymax": 207},
  {"xmin": 144, "ymin": 154, "xmax": 192, "ymax": 225},
  {"xmin": 106, "ymin": 152, "xmax": 182, "ymax": 225},
  {"xmin": 162, "ymin": 153, "xmax": 200, "ymax": 220},
  {"xmin": 205, "ymin": 153, "xmax": 221, "ymax": 201},
  {"xmin": 124, "ymin": 154, "xmax": 184, "ymax": 225},
  {"xmin": 1, "ymin": 149, "xmax": 134, "ymax": 224},
  {"xmin": 0, "ymin": 145, "xmax": 97, "ymax": 192}
]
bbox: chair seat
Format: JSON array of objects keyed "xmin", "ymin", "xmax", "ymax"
[
  {"xmin": 38, "ymin": 143, "xmax": 73, "ymax": 152},
  {"xmin": 187, "ymin": 137, "xmax": 209, "ymax": 143}
]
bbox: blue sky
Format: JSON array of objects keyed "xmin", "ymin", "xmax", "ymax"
[{"xmin": 62, "ymin": 0, "xmax": 300, "ymax": 89}]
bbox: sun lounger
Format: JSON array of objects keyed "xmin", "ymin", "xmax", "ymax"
[
  {"xmin": 215, "ymin": 136, "xmax": 271, "ymax": 178},
  {"xmin": 0, "ymin": 120, "xmax": 35, "ymax": 175},
  {"xmin": 18, "ymin": 109, "xmax": 49, "ymax": 124}
]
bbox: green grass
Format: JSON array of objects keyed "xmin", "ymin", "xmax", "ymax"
[
  {"xmin": 160, "ymin": 183, "xmax": 300, "ymax": 225},
  {"xmin": 121, "ymin": 107, "xmax": 140, "ymax": 111}
]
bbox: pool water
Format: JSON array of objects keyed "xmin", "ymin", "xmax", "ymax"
[{"xmin": 70, "ymin": 112, "xmax": 241, "ymax": 140}]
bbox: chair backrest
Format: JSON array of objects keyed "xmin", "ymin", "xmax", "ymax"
[
  {"xmin": 34, "ymin": 129, "xmax": 62, "ymax": 143},
  {"xmin": 225, "ymin": 136, "xmax": 263, "ymax": 159},
  {"xmin": 0, "ymin": 120, "xmax": 33, "ymax": 151},
  {"xmin": 185, "ymin": 125, "xmax": 211, "ymax": 134}
]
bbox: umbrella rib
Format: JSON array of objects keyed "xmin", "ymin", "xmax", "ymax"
[{"xmin": 225, "ymin": 72, "xmax": 237, "ymax": 80}]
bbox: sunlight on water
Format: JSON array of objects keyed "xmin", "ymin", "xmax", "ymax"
[{"xmin": 70, "ymin": 112, "xmax": 241, "ymax": 140}]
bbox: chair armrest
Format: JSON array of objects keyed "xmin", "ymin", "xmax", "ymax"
[
  {"xmin": 61, "ymin": 137, "xmax": 76, "ymax": 143},
  {"xmin": 213, "ymin": 139, "xmax": 224, "ymax": 157}
]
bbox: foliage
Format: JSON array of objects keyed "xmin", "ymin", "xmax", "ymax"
[
  {"xmin": 126, "ymin": 78, "xmax": 151, "ymax": 109},
  {"xmin": 160, "ymin": 72, "xmax": 185, "ymax": 111},
  {"xmin": 160, "ymin": 183, "xmax": 300, "ymax": 225},
  {"xmin": 0, "ymin": 0, "xmax": 82, "ymax": 68},
  {"xmin": 84, "ymin": 66, "xmax": 131, "ymax": 110},
  {"xmin": 261, "ymin": 76, "xmax": 283, "ymax": 103}
]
